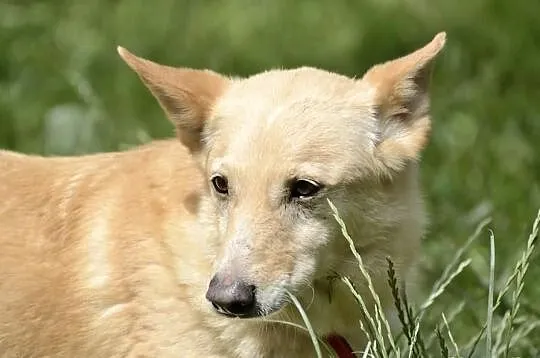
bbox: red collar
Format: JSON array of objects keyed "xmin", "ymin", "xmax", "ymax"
[{"xmin": 325, "ymin": 334, "xmax": 355, "ymax": 358}]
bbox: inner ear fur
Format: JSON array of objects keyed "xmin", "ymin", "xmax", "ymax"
[
  {"xmin": 362, "ymin": 32, "xmax": 446, "ymax": 171},
  {"xmin": 117, "ymin": 47, "xmax": 230, "ymax": 153}
]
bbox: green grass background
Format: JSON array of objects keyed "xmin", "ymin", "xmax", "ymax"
[{"xmin": 1, "ymin": 0, "xmax": 539, "ymax": 355}]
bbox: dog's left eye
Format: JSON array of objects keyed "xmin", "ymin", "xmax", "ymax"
[
  {"xmin": 211, "ymin": 175, "xmax": 229, "ymax": 195},
  {"xmin": 290, "ymin": 179, "xmax": 321, "ymax": 199}
]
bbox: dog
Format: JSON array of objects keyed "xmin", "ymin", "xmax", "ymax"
[{"xmin": 0, "ymin": 32, "xmax": 446, "ymax": 357}]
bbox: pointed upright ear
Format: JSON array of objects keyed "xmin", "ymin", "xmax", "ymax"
[
  {"xmin": 362, "ymin": 32, "xmax": 446, "ymax": 171},
  {"xmin": 117, "ymin": 47, "xmax": 230, "ymax": 153}
]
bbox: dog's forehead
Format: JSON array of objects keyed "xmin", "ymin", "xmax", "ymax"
[
  {"xmin": 211, "ymin": 67, "xmax": 375, "ymax": 139},
  {"xmin": 206, "ymin": 68, "xmax": 378, "ymax": 183},
  {"xmin": 223, "ymin": 67, "xmax": 360, "ymax": 105}
]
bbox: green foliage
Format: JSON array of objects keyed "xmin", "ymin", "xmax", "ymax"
[
  {"xmin": 1, "ymin": 0, "xmax": 539, "ymax": 355},
  {"xmin": 326, "ymin": 203, "xmax": 539, "ymax": 357}
]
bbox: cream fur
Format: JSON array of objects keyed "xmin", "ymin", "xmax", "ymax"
[{"xmin": 0, "ymin": 32, "xmax": 446, "ymax": 357}]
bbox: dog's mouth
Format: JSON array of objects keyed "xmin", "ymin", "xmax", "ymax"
[
  {"xmin": 210, "ymin": 301, "xmax": 259, "ymax": 319},
  {"xmin": 211, "ymin": 300, "xmax": 286, "ymax": 319},
  {"xmin": 209, "ymin": 287, "xmax": 288, "ymax": 319}
]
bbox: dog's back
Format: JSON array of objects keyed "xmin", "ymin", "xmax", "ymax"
[{"xmin": 0, "ymin": 149, "xmax": 102, "ymax": 355}]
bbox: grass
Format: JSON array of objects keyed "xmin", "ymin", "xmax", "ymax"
[
  {"xmin": 1, "ymin": 0, "xmax": 539, "ymax": 356},
  {"xmin": 288, "ymin": 203, "xmax": 539, "ymax": 357}
]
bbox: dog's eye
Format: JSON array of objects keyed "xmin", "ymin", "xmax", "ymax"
[
  {"xmin": 211, "ymin": 175, "xmax": 229, "ymax": 195},
  {"xmin": 290, "ymin": 179, "xmax": 321, "ymax": 199}
]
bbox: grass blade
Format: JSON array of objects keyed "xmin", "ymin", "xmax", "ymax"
[
  {"xmin": 486, "ymin": 229, "xmax": 495, "ymax": 357},
  {"xmin": 286, "ymin": 290, "xmax": 323, "ymax": 358},
  {"xmin": 442, "ymin": 313, "xmax": 460, "ymax": 358},
  {"xmin": 328, "ymin": 199, "xmax": 398, "ymax": 356}
]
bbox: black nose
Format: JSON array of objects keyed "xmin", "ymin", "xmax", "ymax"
[{"xmin": 205, "ymin": 274, "xmax": 256, "ymax": 317}]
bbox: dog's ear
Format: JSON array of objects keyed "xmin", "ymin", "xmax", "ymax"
[
  {"xmin": 362, "ymin": 32, "xmax": 446, "ymax": 171},
  {"xmin": 117, "ymin": 47, "xmax": 230, "ymax": 153}
]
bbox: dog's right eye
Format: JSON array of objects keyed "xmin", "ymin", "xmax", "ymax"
[{"xmin": 211, "ymin": 175, "xmax": 229, "ymax": 195}]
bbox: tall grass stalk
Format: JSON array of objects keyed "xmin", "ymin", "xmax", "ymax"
[
  {"xmin": 442, "ymin": 313, "xmax": 460, "ymax": 358},
  {"xmin": 328, "ymin": 199, "xmax": 399, "ymax": 356},
  {"xmin": 286, "ymin": 289, "xmax": 324, "ymax": 358},
  {"xmin": 502, "ymin": 208, "xmax": 539, "ymax": 357},
  {"xmin": 486, "ymin": 229, "xmax": 495, "ymax": 357},
  {"xmin": 466, "ymin": 209, "xmax": 539, "ymax": 357}
]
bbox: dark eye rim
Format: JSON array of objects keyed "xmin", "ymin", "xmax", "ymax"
[
  {"xmin": 210, "ymin": 174, "xmax": 229, "ymax": 195},
  {"xmin": 290, "ymin": 179, "xmax": 322, "ymax": 199}
]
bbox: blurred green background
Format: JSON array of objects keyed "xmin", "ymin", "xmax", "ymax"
[{"xmin": 1, "ymin": 0, "xmax": 539, "ymax": 352}]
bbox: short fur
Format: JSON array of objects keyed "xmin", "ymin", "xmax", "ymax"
[{"xmin": 0, "ymin": 33, "xmax": 446, "ymax": 357}]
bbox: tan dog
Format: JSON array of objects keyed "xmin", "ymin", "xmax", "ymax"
[{"xmin": 0, "ymin": 32, "xmax": 445, "ymax": 357}]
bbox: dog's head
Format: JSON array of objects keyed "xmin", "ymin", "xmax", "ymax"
[{"xmin": 118, "ymin": 33, "xmax": 445, "ymax": 319}]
